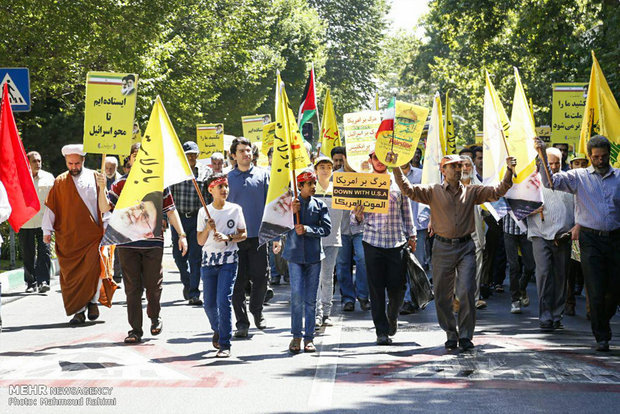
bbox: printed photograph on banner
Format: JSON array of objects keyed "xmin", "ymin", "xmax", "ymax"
[
  {"xmin": 332, "ymin": 172, "xmax": 390, "ymax": 214},
  {"xmin": 242, "ymin": 114, "xmax": 271, "ymax": 142},
  {"xmin": 343, "ymin": 111, "xmax": 381, "ymax": 172},
  {"xmin": 83, "ymin": 71, "xmax": 138, "ymax": 155},
  {"xmin": 101, "ymin": 191, "xmax": 163, "ymax": 245},
  {"xmin": 551, "ymin": 83, "xmax": 587, "ymax": 150},
  {"xmin": 376, "ymin": 101, "xmax": 428, "ymax": 167},
  {"xmin": 196, "ymin": 123, "xmax": 224, "ymax": 159},
  {"xmin": 261, "ymin": 122, "xmax": 276, "ymax": 156},
  {"xmin": 253, "ymin": 141, "xmax": 270, "ymax": 169}
]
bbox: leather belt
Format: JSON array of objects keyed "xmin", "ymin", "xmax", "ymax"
[
  {"xmin": 580, "ymin": 226, "xmax": 620, "ymax": 237},
  {"xmin": 181, "ymin": 211, "xmax": 198, "ymax": 218},
  {"xmin": 435, "ymin": 234, "xmax": 472, "ymax": 244}
]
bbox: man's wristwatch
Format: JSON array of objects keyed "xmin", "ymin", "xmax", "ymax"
[{"xmin": 179, "ymin": 233, "xmax": 187, "ymax": 238}]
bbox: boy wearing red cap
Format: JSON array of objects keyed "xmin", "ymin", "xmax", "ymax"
[{"xmin": 274, "ymin": 168, "xmax": 331, "ymax": 353}]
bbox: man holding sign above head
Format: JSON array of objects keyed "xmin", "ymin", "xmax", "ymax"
[
  {"xmin": 352, "ymin": 150, "xmax": 416, "ymax": 346},
  {"xmin": 393, "ymin": 154, "xmax": 516, "ymax": 351}
]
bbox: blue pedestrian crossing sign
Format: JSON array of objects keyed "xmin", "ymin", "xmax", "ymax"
[{"xmin": 0, "ymin": 68, "xmax": 30, "ymax": 112}]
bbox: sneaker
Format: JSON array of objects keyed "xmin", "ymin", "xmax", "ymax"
[
  {"xmin": 38, "ymin": 282, "xmax": 50, "ymax": 293},
  {"xmin": 358, "ymin": 298, "xmax": 371, "ymax": 311},
  {"xmin": 234, "ymin": 327, "xmax": 248, "ymax": 338},
  {"xmin": 510, "ymin": 301, "xmax": 522, "ymax": 314},
  {"xmin": 343, "ymin": 302, "xmax": 355, "ymax": 312},
  {"xmin": 25, "ymin": 285, "xmax": 36, "ymax": 293},
  {"xmin": 553, "ymin": 320, "xmax": 564, "ymax": 330},
  {"xmin": 315, "ymin": 318, "xmax": 322, "ymax": 330},
  {"xmin": 475, "ymin": 299, "xmax": 487, "ymax": 310},
  {"xmin": 595, "ymin": 340, "xmax": 609, "ymax": 352},
  {"xmin": 376, "ymin": 335, "xmax": 392, "ymax": 346},
  {"xmin": 445, "ymin": 339, "xmax": 458, "ymax": 350},
  {"xmin": 188, "ymin": 297, "xmax": 203, "ymax": 306},
  {"xmin": 521, "ymin": 291, "xmax": 530, "ymax": 307},
  {"xmin": 322, "ymin": 316, "xmax": 333, "ymax": 327},
  {"xmin": 216, "ymin": 348, "xmax": 231, "ymax": 358}
]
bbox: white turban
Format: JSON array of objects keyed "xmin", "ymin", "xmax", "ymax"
[
  {"xmin": 105, "ymin": 156, "xmax": 118, "ymax": 165},
  {"xmin": 61, "ymin": 144, "xmax": 86, "ymax": 157}
]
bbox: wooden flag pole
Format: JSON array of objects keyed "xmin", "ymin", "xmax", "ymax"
[{"xmin": 191, "ymin": 177, "xmax": 212, "ymax": 220}]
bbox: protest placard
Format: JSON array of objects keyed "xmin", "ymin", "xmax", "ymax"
[
  {"xmin": 551, "ymin": 83, "xmax": 587, "ymax": 151},
  {"xmin": 242, "ymin": 114, "xmax": 271, "ymax": 142},
  {"xmin": 261, "ymin": 122, "xmax": 276, "ymax": 156},
  {"xmin": 343, "ymin": 111, "xmax": 381, "ymax": 172},
  {"xmin": 332, "ymin": 172, "xmax": 390, "ymax": 214},
  {"xmin": 196, "ymin": 123, "xmax": 224, "ymax": 159},
  {"xmin": 83, "ymin": 72, "xmax": 138, "ymax": 155}
]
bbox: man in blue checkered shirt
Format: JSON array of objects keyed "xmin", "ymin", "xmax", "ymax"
[
  {"xmin": 169, "ymin": 141, "xmax": 212, "ymax": 305},
  {"xmin": 352, "ymin": 150, "xmax": 416, "ymax": 346}
]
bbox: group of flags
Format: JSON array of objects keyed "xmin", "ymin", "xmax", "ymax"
[{"xmin": 1, "ymin": 52, "xmax": 619, "ymax": 248}]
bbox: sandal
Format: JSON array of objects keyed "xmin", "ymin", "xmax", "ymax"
[
  {"xmin": 124, "ymin": 331, "xmax": 142, "ymax": 344},
  {"xmin": 69, "ymin": 311, "xmax": 86, "ymax": 326},
  {"xmin": 212, "ymin": 331, "xmax": 220, "ymax": 349},
  {"xmin": 304, "ymin": 340, "xmax": 316, "ymax": 353},
  {"xmin": 289, "ymin": 338, "xmax": 301, "ymax": 354},
  {"xmin": 150, "ymin": 317, "xmax": 163, "ymax": 336}
]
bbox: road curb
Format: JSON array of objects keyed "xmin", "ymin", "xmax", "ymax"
[{"xmin": 0, "ymin": 258, "xmax": 59, "ymax": 294}]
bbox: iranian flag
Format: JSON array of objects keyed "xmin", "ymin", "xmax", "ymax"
[
  {"xmin": 375, "ymin": 97, "xmax": 395, "ymax": 139},
  {"xmin": 298, "ymin": 66, "xmax": 317, "ymax": 129}
]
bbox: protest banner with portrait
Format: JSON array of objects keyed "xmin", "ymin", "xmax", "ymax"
[
  {"xmin": 332, "ymin": 172, "xmax": 390, "ymax": 214},
  {"xmin": 83, "ymin": 72, "xmax": 138, "ymax": 155},
  {"xmin": 196, "ymin": 123, "xmax": 224, "ymax": 159},
  {"xmin": 242, "ymin": 114, "xmax": 271, "ymax": 143}
]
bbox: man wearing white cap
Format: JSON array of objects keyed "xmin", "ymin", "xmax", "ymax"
[
  {"xmin": 43, "ymin": 144, "xmax": 105, "ymax": 325},
  {"xmin": 393, "ymin": 154, "xmax": 516, "ymax": 351}
]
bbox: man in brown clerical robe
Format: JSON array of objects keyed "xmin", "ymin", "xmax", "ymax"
[{"xmin": 43, "ymin": 144, "xmax": 105, "ymax": 325}]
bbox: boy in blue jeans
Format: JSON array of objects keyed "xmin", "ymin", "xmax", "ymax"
[
  {"xmin": 197, "ymin": 173, "xmax": 247, "ymax": 358},
  {"xmin": 274, "ymin": 169, "xmax": 331, "ymax": 353}
]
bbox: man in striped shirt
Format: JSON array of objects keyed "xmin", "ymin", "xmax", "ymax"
[
  {"xmin": 353, "ymin": 151, "xmax": 416, "ymax": 346},
  {"xmin": 536, "ymin": 135, "xmax": 620, "ymax": 352}
]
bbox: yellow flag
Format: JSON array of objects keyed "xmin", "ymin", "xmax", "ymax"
[
  {"xmin": 320, "ymin": 89, "xmax": 341, "ymax": 156},
  {"xmin": 578, "ymin": 51, "xmax": 620, "ymax": 167},
  {"xmin": 258, "ymin": 73, "xmax": 311, "ymax": 245},
  {"xmin": 102, "ymin": 96, "xmax": 193, "ymax": 245},
  {"xmin": 421, "ymin": 92, "xmax": 444, "ymax": 185},
  {"xmin": 508, "ymin": 68, "xmax": 538, "ymax": 182},
  {"xmin": 444, "ymin": 91, "xmax": 456, "ymax": 155}
]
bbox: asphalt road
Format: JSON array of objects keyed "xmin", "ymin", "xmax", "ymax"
[{"xmin": 1, "ymin": 246, "xmax": 618, "ymax": 414}]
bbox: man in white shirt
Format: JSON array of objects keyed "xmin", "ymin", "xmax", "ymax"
[
  {"xmin": 18, "ymin": 151, "xmax": 55, "ymax": 293},
  {"xmin": 43, "ymin": 144, "xmax": 105, "ymax": 325},
  {"xmin": 527, "ymin": 147, "xmax": 575, "ymax": 332}
]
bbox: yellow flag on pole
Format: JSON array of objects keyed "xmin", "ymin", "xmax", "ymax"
[
  {"xmin": 578, "ymin": 51, "xmax": 620, "ymax": 167},
  {"xmin": 503, "ymin": 68, "xmax": 543, "ymax": 220},
  {"xmin": 102, "ymin": 96, "xmax": 193, "ymax": 245},
  {"xmin": 320, "ymin": 89, "xmax": 341, "ymax": 156},
  {"xmin": 258, "ymin": 72, "xmax": 311, "ymax": 245},
  {"xmin": 421, "ymin": 92, "xmax": 444, "ymax": 185},
  {"xmin": 444, "ymin": 91, "xmax": 456, "ymax": 155}
]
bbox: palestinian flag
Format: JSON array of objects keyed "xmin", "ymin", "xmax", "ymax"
[
  {"xmin": 298, "ymin": 67, "xmax": 317, "ymax": 129},
  {"xmin": 375, "ymin": 97, "xmax": 395, "ymax": 140}
]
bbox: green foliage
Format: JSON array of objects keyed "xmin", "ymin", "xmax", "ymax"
[{"xmin": 380, "ymin": 0, "xmax": 619, "ymax": 145}]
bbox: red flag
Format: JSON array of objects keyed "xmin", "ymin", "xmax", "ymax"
[{"xmin": 0, "ymin": 83, "xmax": 39, "ymax": 231}]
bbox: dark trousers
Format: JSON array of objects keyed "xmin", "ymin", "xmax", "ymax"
[
  {"xmin": 18, "ymin": 228, "xmax": 51, "ymax": 287},
  {"xmin": 481, "ymin": 218, "xmax": 505, "ymax": 286},
  {"xmin": 117, "ymin": 247, "xmax": 163, "ymax": 337},
  {"xmin": 233, "ymin": 237, "xmax": 268, "ymax": 329},
  {"xmin": 504, "ymin": 233, "xmax": 535, "ymax": 302},
  {"xmin": 171, "ymin": 214, "xmax": 202, "ymax": 299},
  {"xmin": 532, "ymin": 237, "xmax": 570, "ymax": 324},
  {"xmin": 566, "ymin": 258, "xmax": 582, "ymax": 306},
  {"xmin": 432, "ymin": 239, "xmax": 477, "ymax": 341},
  {"xmin": 363, "ymin": 242, "xmax": 406, "ymax": 337},
  {"xmin": 579, "ymin": 230, "xmax": 620, "ymax": 342}
]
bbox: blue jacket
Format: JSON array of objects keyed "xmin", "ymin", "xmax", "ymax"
[{"xmin": 282, "ymin": 194, "xmax": 331, "ymax": 264}]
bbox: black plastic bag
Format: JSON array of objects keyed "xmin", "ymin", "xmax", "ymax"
[{"xmin": 404, "ymin": 247, "xmax": 434, "ymax": 309}]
